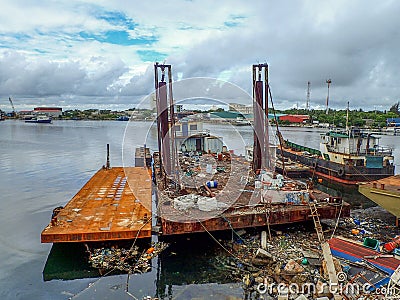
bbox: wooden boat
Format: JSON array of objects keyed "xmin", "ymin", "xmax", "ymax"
[{"xmin": 358, "ymin": 175, "xmax": 400, "ymax": 225}]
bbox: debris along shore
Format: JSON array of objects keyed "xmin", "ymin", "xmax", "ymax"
[
  {"xmin": 210, "ymin": 207, "xmax": 400, "ymax": 300},
  {"xmin": 85, "ymin": 241, "xmax": 169, "ymax": 274}
]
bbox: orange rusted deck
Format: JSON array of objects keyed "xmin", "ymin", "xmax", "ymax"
[
  {"xmin": 41, "ymin": 167, "xmax": 152, "ymax": 243},
  {"xmin": 359, "ymin": 175, "xmax": 400, "ymax": 220}
]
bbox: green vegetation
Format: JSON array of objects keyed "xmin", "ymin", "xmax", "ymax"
[
  {"xmin": 54, "ymin": 102, "xmax": 399, "ymax": 129},
  {"xmin": 61, "ymin": 108, "xmax": 154, "ymax": 120},
  {"xmin": 273, "ymin": 104, "xmax": 400, "ymax": 128}
]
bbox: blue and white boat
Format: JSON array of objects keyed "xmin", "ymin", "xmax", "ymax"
[{"xmin": 25, "ymin": 115, "xmax": 52, "ymax": 124}]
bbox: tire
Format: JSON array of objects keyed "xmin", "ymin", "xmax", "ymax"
[{"xmin": 337, "ymin": 168, "xmax": 345, "ymax": 177}]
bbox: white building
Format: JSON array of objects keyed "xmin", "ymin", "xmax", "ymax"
[
  {"xmin": 229, "ymin": 103, "xmax": 253, "ymax": 115},
  {"xmin": 33, "ymin": 107, "xmax": 62, "ymax": 118}
]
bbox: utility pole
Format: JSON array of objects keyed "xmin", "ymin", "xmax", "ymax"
[
  {"xmin": 325, "ymin": 79, "xmax": 331, "ymax": 115},
  {"xmin": 306, "ymin": 81, "xmax": 311, "ymax": 111},
  {"xmin": 345, "ymin": 101, "xmax": 349, "ymax": 132}
]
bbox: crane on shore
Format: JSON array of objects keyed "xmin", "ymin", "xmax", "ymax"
[{"xmin": 8, "ymin": 97, "xmax": 17, "ymax": 118}]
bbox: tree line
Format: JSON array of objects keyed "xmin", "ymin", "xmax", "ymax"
[{"xmin": 274, "ymin": 102, "xmax": 400, "ymax": 128}]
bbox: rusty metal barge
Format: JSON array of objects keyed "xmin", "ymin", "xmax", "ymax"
[
  {"xmin": 41, "ymin": 63, "xmax": 350, "ymax": 245},
  {"xmin": 152, "ymin": 63, "xmax": 350, "ymax": 237},
  {"xmin": 41, "ymin": 166, "xmax": 152, "ymax": 243}
]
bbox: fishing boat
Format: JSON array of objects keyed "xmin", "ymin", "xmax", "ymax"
[
  {"xmin": 278, "ymin": 127, "xmax": 395, "ymax": 186},
  {"xmin": 25, "ymin": 115, "xmax": 52, "ymax": 123},
  {"xmin": 116, "ymin": 115, "xmax": 129, "ymax": 121},
  {"xmin": 230, "ymin": 117, "xmax": 251, "ymax": 126}
]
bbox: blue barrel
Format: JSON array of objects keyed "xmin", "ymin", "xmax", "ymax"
[{"xmin": 206, "ymin": 180, "xmax": 218, "ymax": 188}]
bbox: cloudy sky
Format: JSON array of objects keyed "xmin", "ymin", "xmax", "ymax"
[{"xmin": 0, "ymin": 0, "xmax": 399, "ymax": 111}]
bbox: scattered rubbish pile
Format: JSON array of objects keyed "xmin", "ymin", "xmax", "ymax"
[
  {"xmin": 210, "ymin": 208, "xmax": 400, "ymax": 299},
  {"xmin": 172, "ymin": 194, "xmax": 229, "ymax": 212},
  {"xmin": 326, "ymin": 207, "xmax": 399, "ymax": 243},
  {"xmin": 86, "ymin": 241, "xmax": 169, "ymax": 273},
  {"xmin": 215, "ymin": 227, "xmax": 335, "ymax": 299},
  {"xmin": 178, "ymin": 152, "xmax": 232, "ymax": 193}
]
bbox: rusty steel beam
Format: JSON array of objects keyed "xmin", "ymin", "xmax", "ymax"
[
  {"xmin": 158, "ymin": 81, "xmax": 171, "ymax": 176},
  {"xmin": 160, "ymin": 203, "xmax": 350, "ymax": 236},
  {"xmin": 252, "ymin": 63, "xmax": 269, "ymax": 172}
]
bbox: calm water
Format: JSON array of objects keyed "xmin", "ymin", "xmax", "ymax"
[{"xmin": 0, "ymin": 120, "xmax": 399, "ymax": 299}]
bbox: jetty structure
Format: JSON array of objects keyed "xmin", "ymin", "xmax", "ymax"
[{"xmin": 41, "ymin": 63, "xmax": 350, "ymax": 246}]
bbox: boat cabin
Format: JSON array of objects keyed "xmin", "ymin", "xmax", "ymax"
[
  {"xmin": 319, "ymin": 128, "xmax": 394, "ymax": 167},
  {"xmin": 174, "ymin": 120, "xmax": 224, "ymax": 154}
]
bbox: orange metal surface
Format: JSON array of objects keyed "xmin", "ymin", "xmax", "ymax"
[
  {"xmin": 365, "ymin": 175, "xmax": 400, "ymax": 194},
  {"xmin": 159, "ymin": 202, "xmax": 350, "ymax": 236},
  {"xmin": 41, "ymin": 167, "xmax": 152, "ymax": 243},
  {"xmin": 313, "ymin": 170, "xmax": 357, "ymax": 185}
]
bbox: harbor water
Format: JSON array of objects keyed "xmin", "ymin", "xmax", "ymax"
[{"xmin": 0, "ymin": 120, "xmax": 399, "ymax": 299}]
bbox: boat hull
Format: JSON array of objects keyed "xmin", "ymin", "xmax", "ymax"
[
  {"xmin": 25, "ymin": 119, "xmax": 52, "ymax": 123},
  {"xmin": 277, "ymin": 148, "xmax": 395, "ymax": 186},
  {"xmin": 358, "ymin": 175, "xmax": 400, "ymax": 219}
]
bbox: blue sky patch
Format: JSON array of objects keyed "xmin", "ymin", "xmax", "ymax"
[
  {"xmin": 97, "ymin": 10, "xmax": 137, "ymax": 31},
  {"xmin": 79, "ymin": 31, "xmax": 158, "ymax": 46},
  {"xmin": 137, "ymin": 50, "xmax": 167, "ymax": 62}
]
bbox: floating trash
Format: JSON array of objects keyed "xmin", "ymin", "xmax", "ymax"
[{"xmin": 87, "ymin": 241, "xmax": 169, "ymax": 273}]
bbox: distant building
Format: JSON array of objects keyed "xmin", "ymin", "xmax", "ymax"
[
  {"xmin": 229, "ymin": 103, "xmax": 253, "ymax": 115},
  {"xmin": 210, "ymin": 111, "xmax": 247, "ymax": 120},
  {"xmin": 387, "ymin": 118, "xmax": 400, "ymax": 127},
  {"xmin": 279, "ymin": 114, "xmax": 310, "ymax": 124},
  {"xmin": 34, "ymin": 107, "xmax": 62, "ymax": 118},
  {"xmin": 19, "ymin": 110, "xmax": 34, "ymax": 117}
]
